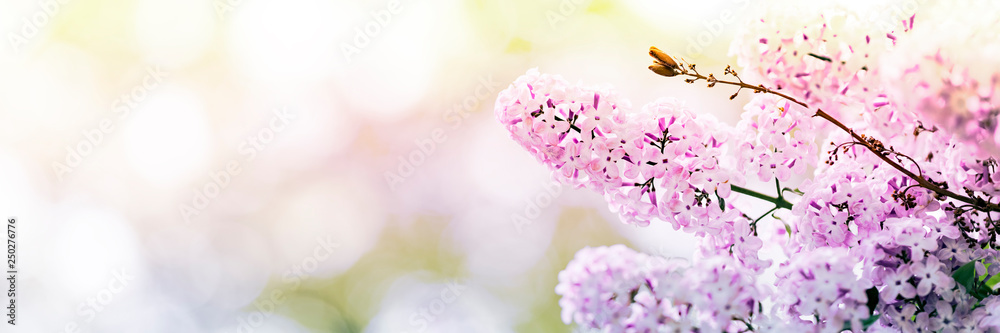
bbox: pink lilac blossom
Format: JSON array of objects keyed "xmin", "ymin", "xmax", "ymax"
[
  {"xmin": 495, "ymin": 69, "xmax": 744, "ymax": 228},
  {"xmin": 554, "ymin": 245, "xmax": 657, "ymax": 331},
  {"xmin": 774, "ymin": 247, "xmax": 873, "ymax": 332},
  {"xmin": 503, "ymin": 3, "xmax": 1000, "ymax": 331},
  {"xmin": 909, "ymin": 255, "xmax": 954, "ymax": 296},
  {"xmin": 789, "ymin": 151, "xmax": 930, "ymax": 250},
  {"xmin": 501, "ymin": 65, "xmax": 1000, "ymax": 330},
  {"xmin": 735, "ymin": 95, "xmax": 821, "ymax": 182},
  {"xmin": 839, "ymin": 102, "xmax": 1000, "ymax": 245},
  {"xmin": 604, "ymin": 98, "xmax": 743, "ymax": 231},
  {"xmin": 494, "ymin": 68, "xmax": 629, "ymax": 190},
  {"xmin": 495, "ymin": 69, "xmax": 770, "ymax": 272}
]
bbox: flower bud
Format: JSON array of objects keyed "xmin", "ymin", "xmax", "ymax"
[
  {"xmin": 649, "ymin": 46, "xmax": 678, "ymax": 68},
  {"xmin": 649, "ymin": 63, "xmax": 678, "ymax": 77}
]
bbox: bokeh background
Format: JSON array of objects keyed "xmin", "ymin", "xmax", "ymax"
[{"xmin": 0, "ymin": 0, "xmax": 898, "ymax": 332}]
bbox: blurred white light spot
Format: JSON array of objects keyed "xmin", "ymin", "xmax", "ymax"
[
  {"xmin": 0, "ymin": 152, "xmax": 42, "ymax": 216},
  {"xmin": 621, "ymin": 0, "xmax": 725, "ymax": 34},
  {"xmin": 227, "ymin": 0, "xmax": 357, "ymax": 88},
  {"xmin": 340, "ymin": 2, "xmax": 439, "ymax": 121},
  {"xmin": 134, "ymin": 0, "xmax": 216, "ymax": 68},
  {"xmin": 0, "ymin": 44, "xmax": 99, "ymax": 141},
  {"xmin": 48, "ymin": 208, "xmax": 145, "ymax": 301},
  {"xmin": 123, "ymin": 86, "xmax": 212, "ymax": 188},
  {"xmin": 90, "ymin": 298, "xmax": 201, "ymax": 333},
  {"xmin": 270, "ymin": 97, "xmax": 358, "ymax": 163}
]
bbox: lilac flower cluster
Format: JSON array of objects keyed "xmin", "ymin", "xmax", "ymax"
[
  {"xmin": 735, "ymin": 95, "xmax": 820, "ymax": 182},
  {"xmin": 495, "ymin": 69, "xmax": 770, "ymax": 271},
  {"xmin": 556, "ymin": 245, "xmax": 759, "ymax": 333},
  {"xmin": 496, "ymin": 2, "xmax": 1000, "ymax": 332},
  {"xmin": 495, "ymin": 69, "xmax": 743, "ymax": 230},
  {"xmin": 773, "ymin": 247, "xmax": 873, "ymax": 331}
]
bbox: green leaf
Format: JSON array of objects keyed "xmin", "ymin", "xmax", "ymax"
[
  {"xmin": 864, "ymin": 287, "xmax": 879, "ymax": 316},
  {"xmin": 841, "ymin": 315, "xmax": 881, "ymax": 331},
  {"xmin": 862, "ymin": 315, "xmax": 881, "ymax": 330},
  {"xmin": 975, "ymin": 282, "xmax": 994, "ymax": 300},
  {"xmin": 717, "ymin": 191, "xmax": 726, "ymax": 211},
  {"xmin": 953, "ymin": 261, "xmax": 978, "ymax": 294}
]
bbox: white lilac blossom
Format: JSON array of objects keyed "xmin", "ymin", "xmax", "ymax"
[{"xmin": 498, "ymin": 2, "xmax": 1000, "ymax": 331}]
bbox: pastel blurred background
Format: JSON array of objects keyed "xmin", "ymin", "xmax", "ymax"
[{"xmin": 0, "ymin": 0, "xmax": 886, "ymax": 332}]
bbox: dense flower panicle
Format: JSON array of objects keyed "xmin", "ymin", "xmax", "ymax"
[
  {"xmin": 494, "ymin": 68, "xmax": 630, "ymax": 189},
  {"xmin": 495, "ymin": 70, "xmax": 775, "ymax": 275},
  {"xmin": 554, "ymin": 245, "xmax": 660, "ymax": 331},
  {"xmin": 735, "ymin": 95, "xmax": 820, "ymax": 182},
  {"xmin": 605, "ymin": 98, "xmax": 744, "ymax": 230},
  {"xmin": 881, "ymin": 1, "xmax": 1000, "ymax": 159},
  {"xmin": 790, "ymin": 151, "xmax": 927, "ymax": 250},
  {"xmin": 836, "ymin": 101, "xmax": 1000, "ymax": 245},
  {"xmin": 940, "ymin": 143, "xmax": 1000, "ymax": 198},
  {"xmin": 665, "ymin": 255, "xmax": 760, "ymax": 332},
  {"xmin": 977, "ymin": 296, "xmax": 1000, "ymax": 330},
  {"xmin": 877, "ymin": 286, "xmax": 988, "ymax": 332},
  {"xmin": 555, "ymin": 245, "xmax": 760, "ymax": 333},
  {"xmin": 853, "ymin": 215, "xmax": 1000, "ymax": 332},
  {"xmin": 937, "ymin": 150, "xmax": 1000, "ymax": 243},
  {"xmin": 774, "ymin": 247, "xmax": 873, "ymax": 332},
  {"xmin": 495, "ymin": 69, "xmax": 752, "ymax": 231}
]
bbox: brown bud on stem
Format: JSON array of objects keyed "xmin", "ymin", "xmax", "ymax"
[
  {"xmin": 648, "ymin": 46, "xmax": 678, "ymax": 68},
  {"xmin": 649, "ymin": 63, "xmax": 678, "ymax": 77}
]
